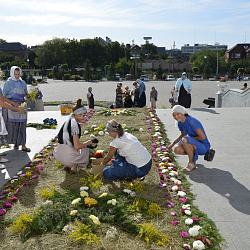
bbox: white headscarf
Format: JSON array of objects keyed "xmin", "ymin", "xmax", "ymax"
[
  {"xmin": 172, "ymin": 105, "xmax": 188, "ymax": 115},
  {"xmin": 10, "ymin": 66, "xmax": 22, "ymax": 81}
]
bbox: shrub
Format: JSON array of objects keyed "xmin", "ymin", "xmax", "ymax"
[
  {"xmin": 37, "ymin": 78, "xmax": 42, "ymax": 83},
  {"xmin": 71, "ymin": 75, "xmax": 81, "ymax": 81},
  {"xmin": 64, "ymin": 74, "xmax": 71, "ymax": 80},
  {"xmin": 47, "ymin": 72, "xmax": 53, "ymax": 79}
]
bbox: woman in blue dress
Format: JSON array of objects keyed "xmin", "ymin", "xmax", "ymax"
[
  {"xmin": 167, "ymin": 105, "xmax": 210, "ymax": 172},
  {"xmin": 3, "ymin": 66, "xmax": 30, "ymax": 152}
]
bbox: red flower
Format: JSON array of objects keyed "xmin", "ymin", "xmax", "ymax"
[{"xmin": 204, "ymin": 238, "xmax": 212, "ymax": 247}]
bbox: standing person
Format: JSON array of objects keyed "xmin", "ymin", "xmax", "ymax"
[
  {"xmin": 131, "ymin": 81, "xmax": 139, "ymax": 107},
  {"xmin": 3, "ymin": 66, "xmax": 30, "ymax": 152},
  {"xmin": 150, "ymin": 86, "xmax": 158, "ymax": 109},
  {"xmin": 175, "ymin": 72, "xmax": 192, "ymax": 108},
  {"xmin": 115, "ymin": 82, "xmax": 124, "ymax": 108},
  {"xmin": 124, "ymin": 85, "xmax": 133, "ymax": 108},
  {"xmin": 87, "ymin": 87, "xmax": 94, "ymax": 109},
  {"xmin": 0, "ymin": 86, "xmax": 26, "ymax": 162},
  {"xmin": 54, "ymin": 99, "xmax": 98, "ymax": 174},
  {"xmin": 169, "ymin": 86, "xmax": 178, "ymax": 108},
  {"xmin": 136, "ymin": 79, "xmax": 146, "ymax": 107},
  {"xmin": 101, "ymin": 120, "xmax": 152, "ymax": 180},
  {"xmin": 167, "ymin": 105, "xmax": 211, "ymax": 172}
]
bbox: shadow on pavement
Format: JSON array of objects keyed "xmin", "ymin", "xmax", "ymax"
[
  {"xmin": 191, "ymin": 108, "xmax": 220, "ymax": 114},
  {"xmin": 188, "ymin": 164, "xmax": 250, "ymax": 215}
]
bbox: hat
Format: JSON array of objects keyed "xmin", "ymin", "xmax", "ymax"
[
  {"xmin": 172, "ymin": 105, "xmax": 188, "ymax": 115},
  {"xmin": 182, "ymin": 72, "xmax": 187, "ymax": 76}
]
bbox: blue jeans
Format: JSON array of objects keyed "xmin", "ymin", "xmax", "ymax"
[{"xmin": 103, "ymin": 152, "xmax": 152, "ymax": 180}]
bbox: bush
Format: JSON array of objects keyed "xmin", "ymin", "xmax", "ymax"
[
  {"xmin": 47, "ymin": 72, "xmax": 53, "ymax": 79},
  {"xmin": 71, "ymin": 75, "xmax": 81, "ymax": 81},
  {"xmin": 37, "ymin": 78, "xmax": 42, "ymax": 83},
  {"xmin": 63, "ymin": 74, "xmax": 71, "ymax": 80}
]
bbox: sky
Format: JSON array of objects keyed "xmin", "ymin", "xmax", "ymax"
[{"xmin": 0, "ymin": 0, "xmax": 250, "ymax": 50}]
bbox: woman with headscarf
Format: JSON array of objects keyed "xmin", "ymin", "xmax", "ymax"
[
  {"xmin": 87, "ymin": 87, "xmax": 94, "ymax": 109},
  {"xmin": 101, "ymin": 120, "xmax": 152, "ymax": 180},
  {"xmin": 136, "ymin": 79, "xmax": 146, "ymax": 108},
  {"xmin": 3, "ymin": 66, "xmax": 30, "ymax": 152},
  {"xmin": 150, "ymin": 86, "xmax": 158, "ymax": 109},
  {"xmin": 54, "ymin": 99, "xmax": 98, "ymax": 174},
  {"xmin": 167, "ymin": 105, "xmax": 211, "ymax": 172},
  {"xmin": 115, "ymin": 82, "xmax": 124, "ymax": 108},
  {"xmin": 175, "ymin": 72, "xmax": 192, "ymax": 108}
]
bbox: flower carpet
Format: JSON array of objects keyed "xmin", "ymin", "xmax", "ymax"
[{"xmin": 0, "ymin": 108, "xmax": 224, "ymax": 249}]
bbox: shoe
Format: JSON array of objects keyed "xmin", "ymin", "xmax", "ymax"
[
  {"xmin": 68, "ymin": 170, "xmax": 77, "ymax": 174},
  {"xmin": 14, "ymin": 146, "xmax": 19, "ymax": 149},
  {"xmin": 183, "ymin": 163, "xmax": 197, "ymax": 172},
  {"xmin": 0, "ymin": 164, "xmax": 6, "ymax": 169},
  {"xmin": 139, "ymin": 176, "xmax": 145, "ymax": 182},
  {"xmin": 22, "ymin": 147, "xmax": 31, "ymax": 152},
  {"xmin": 0, "ymin": 158, "xmax": 9, "ymax": 163},
  {"xmin": 63, "ymin": 166, "xmax": 70, "ymax": 172}
]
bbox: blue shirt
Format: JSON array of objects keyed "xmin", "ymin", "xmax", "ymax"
[
  {"xmin": 175, "ymin": 77, "xmax": 192, "ymax": 96},
  {"xmin": 3, "ymin": 78, "xmax": 27, "ymax": 99},
  {"xmin": 178, "ymin": 116, "xmax": 210, "ymax": 148}
]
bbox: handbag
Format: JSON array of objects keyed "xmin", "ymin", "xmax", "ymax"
[{"xmin": 204, "ymin": 148, "xmax": 215, "ymax": 161}]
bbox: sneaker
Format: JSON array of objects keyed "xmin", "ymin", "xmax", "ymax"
[
  {"xmin": 0, "ymin": 164, "xmax": 6, "ymax": 169},
  {"xmin": 0, "ymin": 158, "xmax": 9, "ymax": 163}
]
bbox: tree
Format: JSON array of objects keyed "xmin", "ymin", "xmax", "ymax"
[
  {"xmin": 106, "ymin": 41, "xmax": 125, "ymax": 64},
  {"xmin": 0, "ymin": 38, "xmax": 6, "ymax": 44},
  {"xmin": 115, "ymin": 58, "xmax": 131, "ymax": 77},
  {"xmin": 35, "ymin": 38, "xmax": 67, "ymax": 68},
  {"xmin": 84, "ymin": 59, "xmax": 93, "ymax": 81},
  {"xmin": 156, "ymin": 64, "xmax": 163, "ymax": 79},
  {"xmin": 141, "ymin": 43, "xmax": 157, "ymax": 59},
  {"xmin": 192, "ymin": 67, "xmax": 199, "ymax": 74}
]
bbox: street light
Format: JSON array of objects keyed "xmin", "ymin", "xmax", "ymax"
[
  {"xmin": 27, "ymin": 58, "xmax": 30, "ymax": 77},
  {"xmin": 130, "ymin": 54, "xmax": 140, "ymax": 78}
]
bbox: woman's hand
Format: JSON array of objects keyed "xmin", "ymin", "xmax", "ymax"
[{"xmin": 17, "ymin": 107, "xmax": 26, "ymax": 114}]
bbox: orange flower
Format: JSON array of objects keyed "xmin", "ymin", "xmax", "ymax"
[{"xmin": 84, "ymin": 197, "xmax": 98, "ymax": 207}]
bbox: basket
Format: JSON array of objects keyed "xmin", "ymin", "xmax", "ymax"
[{"xmin": 60, "ymin": 106, "xmax": 73, "ymax": 115}]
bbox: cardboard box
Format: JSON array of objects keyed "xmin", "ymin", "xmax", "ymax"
[
  {"xmin": 91, "ymin": 158, "xmax": 111, "ymax": 176},
  {"xmin": 60, "ymin": 106, "xmax": 73, "ymax": 115}
]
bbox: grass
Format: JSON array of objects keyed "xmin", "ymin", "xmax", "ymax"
[{"xmin": 0, "ymin": 108, "xmax": 224, "ymax": 249}]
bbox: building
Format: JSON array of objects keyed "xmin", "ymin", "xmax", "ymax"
[
  {"xmin": 0, "ymin": 42, "xmax": 28, "ymax": 58},
  {"xmin": 181, "ymin": 43, "xmax": 228, "ymax": 61},
  {"xmin": 225, "ymin": 43, "xmax": 250, "ymax": 62}
]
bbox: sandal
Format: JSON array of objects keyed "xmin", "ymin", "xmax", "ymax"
[
  {"xmin": 183, "ymin": 163, "xmax": 197, "ymax": 172},
  {"xmin": 63, "ymin": 166, "xmax": 70, "ymax": 172},
  {"xmin": 14, "ymin": 146, "xmax": 19, "ymax": 150},
  {"xmin": 22, "ymin": 147, "xmax": 31, "ymax": 152},
  {"xmin": 68, "ymin": 170, "xmax": 77, "ymax": 174}
]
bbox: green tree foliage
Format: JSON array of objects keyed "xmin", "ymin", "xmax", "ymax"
[
  {"xmin": 141, "ymin": 43, "xmax": 158, "ymax": 59},
  {"xmin": 115, "ymin": 58, "xmax": 131, "ymax": 77},
  {"xmin": 84, "ymin": 59, "xmax": 94, "ymax": 81},
  {"xmin": 35, "ymin": 38, "xmax": 67, "ymax": 68},
  {"xmin": 107, "ymin": 42, "xmax": 125, "ymax": 64},
  {"xmin": 0, "ymin": 38, "xmax": 6, "ymax": 44}
]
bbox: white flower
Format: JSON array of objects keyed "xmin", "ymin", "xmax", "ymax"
[
  {"xmin": 162, "ymin": 169, "xmax": 169, "ymax": 173},
  {"xmin": 91, "ymin": 125, "xmax": 97, "ymax": 128},
  {"xmin": 89, "ymin": 215, "xmax": 100, "ymax": 225},
  {"xmin": 84, "ymin": 130, "xmax": 89, "ymax": 135},
  {"xmin": 139, "ymin": 128, "xmax": 144, "ymax": 132},
  {"xmin": 177, "ymin": 191, "xmax": 186, "ymax": 197},
  {"xmin": 42, "ymin": 200, "xmax": 53, "ymax": 206},
  {"xmin": 62, "ymin": 225, "xmax": 75, "ymax": 234},
  {"xmin": 185, "ymin": 210, "xmax": 192, "ymax": 215},
  {"xmin": 122, "ymin": 124, "xmax": 126, "ymax": 128},
  {"xmin": 185, "ymin": 218, "xmax": 194, "ymax": 225},
  {"xmin": 80, "ymin": 190, "xmax": 89, "ymax": 197},
  {"xmin": 170, "ymin": 170, "xmax": 178, "ymax": 175},
  {"xmin": 129, "ymin": 191, "xmax": 136, "ymax": 197},
  {"xmin": 106, "ymin": 226, "xmax": 118, "ymax": 238},
  {"xmin": 182, "ymin": 204, "xmax": 191, "ymax": 209},
  {"xmin": 80, "ymin": 186, "xmax": 89, "ymax": 191},
  {"xmin": 174, "ymin": 179, "xmax": 182, "ymax": 185},
  {"xmin": 193, "ymin": 225, "xmax": 202, "ymax": 230},
  {"xmin": 90, "ymin": 134, "xmax": 95, "ymax": 137},
  {"xmin": 188, "ymin": 227, "xmax": 199, "ymax": 236},
  {"xmin": 107, "ymin": 199, "xmax": 117, "ymax": 206},
  {"xmin": 70, "ymin": 210, "xmax": 78, "ymax": 216},
  {"xmin": 98, "ymin": 131, "xmax": 104, "ymax": 136},
  {"xmin": 193, "ymin": 240, "xmax": 205, "ymax": 249},
  {"xmin": 123, "ymin": 189, "xmax": 132, "ymax": 194},
  {"xmin": 172, "ymin": 186, "xmax": 179, "ymax": 191},
  {"xmin": 99, "ymin": 192, "xmax": 108, "ymax": 198},
  {"xmin": 71, "ymin": 198, "xmax": 81, "ymax": 205},
  {"xmin": 17, "ymin": 171, "xmax": 22, "ymax": 175},
  {"xmin": 170, "ymin": 177, "xmax": 177, "ymax": 182},
  {"xmin": 105, "ymin": 132, "xmax": 109, "ymax": 135}
]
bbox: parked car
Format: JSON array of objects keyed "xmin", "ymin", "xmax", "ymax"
[
  {"xmin": 193, "ymin": 75, "xmax": 203, "ymax": 81},
  {"xmin": 243, "ymin": 76, "xmax": 249, "ymax": 81},
  {"xmin": 125, "ymin": 74, "xmax": 132, "ymax": 80},
  {"xmin": 166, "ymin": 75, "xmax": 176, "ymax": 81},
  {"xmin": 140, "ymin": 75, "xmax": 149, "ymax": 81},
  {"xmin": 115, "ymin": 73, "xmax": 121, "ymax": 81}
]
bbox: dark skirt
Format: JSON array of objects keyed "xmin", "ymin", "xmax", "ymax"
[
  {"xmin": 178, "ymin": 84, "xmax": 191, "ymax": 108},
  {"xmin": 138, "ymin": 91, "xmax": 146, "ymax": 108}
]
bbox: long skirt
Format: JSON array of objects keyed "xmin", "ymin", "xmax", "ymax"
[
  {"xmin": 6, "ymin": 121, "xmax": 27, "ymax": 146},
  {"xmin": 103, "ymin": 152, "xmax": 152, "ymax": 180},
  {"xmin": 150, "ymin": 97, "xmax": 156, "ymax": 109},
  {"xmin": 53, "ymin": 143, "xmax": 89, "ymax": 168}
]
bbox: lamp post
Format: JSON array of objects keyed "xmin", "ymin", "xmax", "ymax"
[
  {"xmin": 130, "ymin": 54, "xmax": 140, "ymax": 78},
  {"xmin": 27, "ymin": 58, "xmax": 30, "ymax": 77}
]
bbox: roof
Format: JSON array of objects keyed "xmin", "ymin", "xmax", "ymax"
[
  {"xmin": 226, "ymin": 43, "xmax": 250, "ymax": 53},
  {"xmin": 0, "ymin": 42, "xmax": 27, "ymax": 51}
]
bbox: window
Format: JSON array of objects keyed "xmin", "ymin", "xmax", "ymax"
[{"xmin": 235, "ymin": 53, "xmax": 241, "ymax": 59}]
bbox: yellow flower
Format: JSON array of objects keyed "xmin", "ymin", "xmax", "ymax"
[
  {"xmin": 98, "ymin": 192, "xmax": 108, "ymax": 198},
  {"xmin": 72, "ymin": 198, "xmax": 81, "ymax": 205},
  {"xmin": 84, "ymin": 197, "xmax": 98, "ymax": 207},
  {"xmin": 70, "ymin": 210, "xmax": 78, "ymax": 216},
  {"xmin": 80, "ymin": 190, "xmax": 89, "ymax": 198},
  {"xmin": 89, "ymin": 215, "xmax": 100, "ymax": 225}
]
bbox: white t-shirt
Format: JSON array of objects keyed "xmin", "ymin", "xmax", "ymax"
[
  {"xmin": 110, "ymin": 132, "xmax": 151, "ymax": 168},
  {"xmin": 62, "ymin": 117, "xmax": 80, "ymax": 146}
]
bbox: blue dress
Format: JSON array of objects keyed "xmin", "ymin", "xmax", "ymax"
[{"xmin": 178, "ymin": 116, "xmax": 210, "ymax": 163}]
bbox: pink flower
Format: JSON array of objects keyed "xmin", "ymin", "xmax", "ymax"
[
  {"xmin": 3, "ymin": 202, "xmax": 12, "ymax": 208},
  {"xmin": 204, "ymin": 238, "xmax": 212, "ymax": 247},
  {"xmin": 9, "ymin": 197, "xmax": 17, "ymax": 202},
  {"xmin": 0, "ymin": 195, "xmax": 5, "ymax": 199},
  {"xmin": 192, "ymin": 217, "xmax": 200, "ymax": 222},
  {"xmin": 179, "ymin": 197, "xmax": 188, "ymax": 203},
  {"xmin": 171, "ymin": 220, "xmax": 180, "ymax": 226},
  {"xmin": 170, "ymin": 212, "xmax": 177, "ymax": 216},
  {"xmin": 0, "ymin": 209, "xmax": 6, "ymax": 216},
  {"xmin": 31, "ymin": 175, "xmax": 38, "ymax": 179},
  {"xmin": 1, "ymin": 190, "xmax": 8, "ymax": 194},
  {"xmin": 181, "ymin": 231, "xmax": 189, "ymax": 238}
]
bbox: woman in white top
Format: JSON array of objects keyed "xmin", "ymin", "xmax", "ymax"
[
  {"xmin": 102, "ymin": 120, "xmax": 152, "ymax": 180},
  {"xmin": 53, "ymin": 99, "xmax": 98, "ymax": 174}
]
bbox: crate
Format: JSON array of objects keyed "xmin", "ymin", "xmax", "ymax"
[
  {"xmin": 91, "ymin": 158, "xmax": 112, "ymax": 176},
  {"xmin": 60, "ymin": 106, "xmax": 73, "ymax": 115}
]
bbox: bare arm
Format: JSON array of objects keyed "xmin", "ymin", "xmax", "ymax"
[
  {"xmin": 73, "ymin": 135, "xmax": 92, "ymax": 151},
  {"xmin": 167, "ymin": 131, "xmax": 186, "ymax": 151},
  {"xmin": 192, "ymin": 128, "xmax": 206, "ymax": 141},
  {"xmin": 101, "ymin": 146, "xmax": 117, "ymax": 165},
  {"xmin": 0, "ymin": 93, "xmax": 25, "ymax": 114}
]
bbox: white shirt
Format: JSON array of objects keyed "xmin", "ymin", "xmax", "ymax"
[
  {"xmin": 62, "ymin": 117, "xmax": 80, "ymax": 146},
  {"xmin": 110, "ymin": 132, "xmax": 151, "ymax": 168}
]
